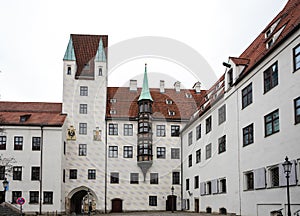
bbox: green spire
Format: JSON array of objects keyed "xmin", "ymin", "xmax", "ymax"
[
  {"xmin": 63, "ymin": 36, "xmax": 76, "ymax": 61},
  {"xmin": 95, "ymin": 38, "xmax": 106, "ymax": 62},
  {"xmin": 138, "ymin": 63, "xmax": 153, "ymax": 101}
]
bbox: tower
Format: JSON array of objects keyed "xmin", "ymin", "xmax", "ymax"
[
  {"xmin": 137, "ymin": 64, "xmax": 153, "ymax": 181},
  {"xmin": 62, "ymin": 34, "xmax": 108, "ymax": 213}
]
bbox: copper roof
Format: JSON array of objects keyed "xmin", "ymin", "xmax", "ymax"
[
  {"xmin": 237, "ymin": 0, "xmax": 300, "ymax": 78},
  {"xmin": 0, "ymin": 102, "xmax": 66, "ymax": 126},
  {"xmin": 106, "ymin": 87, "xmax": 206, "ymax": 120}
]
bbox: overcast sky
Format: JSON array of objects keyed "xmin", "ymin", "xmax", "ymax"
[{"xmin": 0, "ymin": 0, "xmax": 287, "ymax": 102}]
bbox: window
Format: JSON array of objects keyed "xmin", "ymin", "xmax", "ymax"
[
  {"xmin": 111, "ymin": 172, "xmax": 119, "ymax": 184},
  {"xmin": 130, "ymin": 173, "xmax": 139, "ymax": 184},
  {"xmin": 124, "ymin": 124, "xmax": 133, "ymax": 136},
  {"xmin": 294, "ymin": 96, "xmax": 300, "ymax": 124},
  {"xmin": 88, "ymin": 169, "xmax": 96, "ymax": 180},
  {"xmin": 109, "ymin": 123, "xmax": 118, "ymax": 135},
  {"xmin": 150, "ymin": 173, "xmax": 158, "ymax": 184},
  {"xmin": 243, "ymin": 123, "xmax": 254, "ymax": 146},
  {"xmin": 109, "ymin": 146, "xmax": 118, "ymax": 158},
  {"xmin": 44, "ymin": 192, "xmax": 53, "ymax": 204},
  {"xmin": 156, "ymin": 125, "xmax": 165, "ymax": 137},
  {"xmin": 79, "ymin": 104, "xmax": 87, "ymax": 114},
  {"xmin": 123, "ymin": 146, "xmax": 133, "ymax": 158},
  {"xmin": 157, "ymin": 147, "xmax": 166, "ymax": 159},
  {"xmin": 79, "ymin": 144, "xmax": 87, "ymax": 156},
  {"xmin": 245, "ymin": 172, "xmax": 254, "ymax": 190},
  {"xmin": 264, "ymin": 62, "xmax": 278, "ymax": 93},
  {"xmin": 171, "ymin": 125, "xmax": 180, "ymax": 137},
  {"xmin": 218, "ymin": 105, "xmax": 226, "ymax": 125},
  {"xmin": 188, "ymin": 131, "xmax": 193, "ymax": 146},
  {"xmin": 110, "ymin": 98, "xmax": 117, "ymax": 103},
  {"xmin": 0, "ymin": 136, "xmax": 6, "ymax": 150},
  {"xmin": 196, "ymin": 124, "xmax": 201, "ymax": 140},
  {"xmin": 218, "ymin": 135, "xmax": 226, "ymax": 154},
  {"xmin": 205, "ymin": 144, "xmax": 212, "ymax": 159},
  {"xmin": 219, "ymin": 178, "xmax": 227, "ymax": 193},
  {"xmin": 29, "ymin": 191, "xmax": 39, "ymax": 204},
  {"xmin": 14, "ymin": 136, "xmax": 23, "ymax": 150},
  {"xmin": 171, "ymin": 148, "xmax": 180, "ymax": 159},
  {"xmin": 67, "ymin": 66, "xmax": 71, "ymax": 75},
  {"xmin": 79, "ymin": 123, "xmax": 87, "ymax": 135},
  {"xmin": 172, "ymin": 172, "xmax": 180, "ymax": 185},
  {"xmin": 206, "ymin": 181, "xmax": 212, "ymax": 194},
  {"xmin": 206, "ymin": 116, "xmax": 212, "ymax": 133},
  {"xmin": 98, "ymin": 67, "xmax": 103, "ymax": 76},
  {"xmin": 227, "ymin": 69, "xmax": 233, "ymax": 87},
  {"xmin": 264, "ymin": 109, "xmax": 279, "ymax": 136},
  {"xmin": 31, "ymin": 167, "xmax": 40, "ymax": 181},
  {"xmin": 13, "ymin": 166, "xmax": 22, "ymax": 180},
  {"xmin": 63, "ymin": 169, "xmax": 65, "ymax": 183},
  {"xmin": 149, "ymin": 196, "xmax": 157, "ymax": 206},
  {"xmin": 69, "ymin": 169, "xmax": 77, "ymax": 179},
  {"xmin": 80, "ymin": 86, "xmax": 88, "ymax": 96},
  {"xmin": 139, "ymin": 122, "xmax": 150, "ymax": 133},
  {"xmin": 270, "ymin": 166, "xmax": 279, "ymax": 187},
  {"xmin": 166, "ymin": 99, "xmax": 173, "ymax": 104},
  {"xmin": 188, "ymin": 154, "xmax": 192, "ymax": 167},
  {"xmin": 12, "ymin": 191, "xmax": 22, "ymax": 204},
  {"xmin": 32, "ymin": 137, "xmax": 40, "ymax": 151},
  {"xmin": 194, "ymin": 176, "xmax": 199, "ymax": 189},
  {"xmin": 196, "ymin": 149, "xmax": 201, "ymax": 163},
  {"xmin": 0, "ymin": 166, "xmax": 5, "ymax": 180},
  {"xmin": 242, "ymin": 83, "xmax": 252, "ymax": 109},
  {"xmin": 186, "ymin": 178, "xmax": 189, "ymax": 190},
  {"xmin": 294, "ymin": 44, "xmax": 300, "ymax": 71}
]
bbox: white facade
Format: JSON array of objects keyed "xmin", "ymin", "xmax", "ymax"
[{"xmin": 182, "ymin": 22, "xmax": 300, "ymax": 216}]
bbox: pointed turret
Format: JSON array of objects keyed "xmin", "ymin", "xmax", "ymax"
[
  {"xmin": 63, "ymin": 37, "xmax": 76, "ymax": 61},
  {"xmin": 137, "ymin": 64, "xmax": 153, "ymax": 181},
  {"xmin": 138, "ymin": 64, "xmax": 153, "ymax": 101}
]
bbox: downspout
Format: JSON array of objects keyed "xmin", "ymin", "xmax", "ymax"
[
  {"xmin": 39, "ymin": 125, "xmax": 44, "ymax": 215},
  {"xmin": 180, "ymin": 132, "xmax": 183, "ymax": 211},
  {"xmin": 104, "ymin": 121, "xmax": 107, "ymax": 213},
  {"xmin": 236, "ymin": 91, "xmax": 242, "ymax": 216}
]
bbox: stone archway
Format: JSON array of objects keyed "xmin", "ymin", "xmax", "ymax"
[{"xmin": 66, "ymin": 186, "xmax": 97, "ymax": 214}]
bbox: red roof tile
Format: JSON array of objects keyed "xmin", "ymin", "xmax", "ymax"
[
  {"xmin": 106, "ymin": 87, "xmax": 206, "ymax": 120},
  {"xmin": 71, "ymin": 34, "xmax": 108, "ymax": 78},
  {"xmin": 0, "ymin": 102, "xmax": 66, "ymax": 126},
  {"xmin": 237, "ymin": 0, "xmax": 300, "ymax": 78}
]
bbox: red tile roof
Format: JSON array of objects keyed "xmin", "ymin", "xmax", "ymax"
[
  {"xmin": 106, "ymin": 87, "xmax": 206, "ymax": 120},
  {"xmin": 0, "ymin": 102, "xmax": 66, "ymax": 126},
  {"xmin": 71, "ymin": 34, "xmax": 108, "ymax": 78},
  {"xmin": 236, "ymin": 0, "xmax": 300, "ymax": 79}
]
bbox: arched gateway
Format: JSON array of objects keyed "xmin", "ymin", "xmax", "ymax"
[{"xmin": 66, "ymin": 186, "xmax": 97, "ymax": 214}]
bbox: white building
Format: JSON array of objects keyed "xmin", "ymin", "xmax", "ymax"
[
  {"xmin": 0, "ymin": 0, "xmax": 299, "ymax": 215},
  {"xmin": 182, "ymin": 0, "xmax": 300, "ymax": 215}
]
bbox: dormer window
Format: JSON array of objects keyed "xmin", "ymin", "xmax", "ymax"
[
  {"xmin": 110, "ymin": 98, "xmax": 117, "ymax": 103},
  {"xmin": 228, "ymin": 69, "xmax": 233, "ymax": 87},
  {"xmin": 67, "ymin": 66, "xmax": 71, "ymax": 75},
  {"xmin": 20, "ymin": 114, "xmax": 31, "ymax": 122},
  {"xmin": 185, "ymin": 93, "xmax": 192, "ymax": 98},
  {"xmin": 265, "ymin": 28, "xmax": 272, "ymax": 38},
  {"xmin": 266, "ymin": 38, "xmax": 274, "ymax": 49},
  {"xmin": 166, "ymin": 99, "xmax": 173, "ymax": 104},
  {"xmin": 110, "ymin": 110, "xmax": 117, "ymax": 115},
  {"xmin": 168, "ymin": 110, "xmax": 175, "ymax": 116},
  {"xmin": 205, "ymin": 95, "xmax": 209, "ymax": 101}
]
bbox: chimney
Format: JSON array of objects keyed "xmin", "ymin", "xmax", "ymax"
[
  {"xmin": 160, "ymin": 80, "xmax": 165, "ymax": 93},
  {"xmin": 193, "ymin": 81, "xmax": 201, "ymax": 93},
  {"xmin": 174, "ymin": 81, "xmax": 181, "ymax": 92},
  {"xmin": 129, "ymin": 80, "xmax": 137, "ymax": 91}
]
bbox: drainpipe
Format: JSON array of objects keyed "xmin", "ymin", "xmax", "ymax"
[
  {"xmin": 180, "ymin": 132, "xmax": 183, "ymax": 211},
  {"xmin": 104, "ymin": 121, "xmax": 107, "ymax": 213},
  {"xmin": 39, "ymin": 125, "xmax": 44, "ymax": 215}
]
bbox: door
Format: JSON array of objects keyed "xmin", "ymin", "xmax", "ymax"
[
  {"xmin": 166, "ymin": 195, "xmax": 177, "ymax": 211},
  {"xmin": 111, "ymin": 198, "xmax": 122, "ymax": 213},
  {"xmin": 194, "ymin": 198, "xmax": 199, "ymax": 213}
]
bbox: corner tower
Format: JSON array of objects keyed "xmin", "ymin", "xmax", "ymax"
[{"xmin": 137, "ymin": 64, "xmax": 153, "ymax": 181}]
